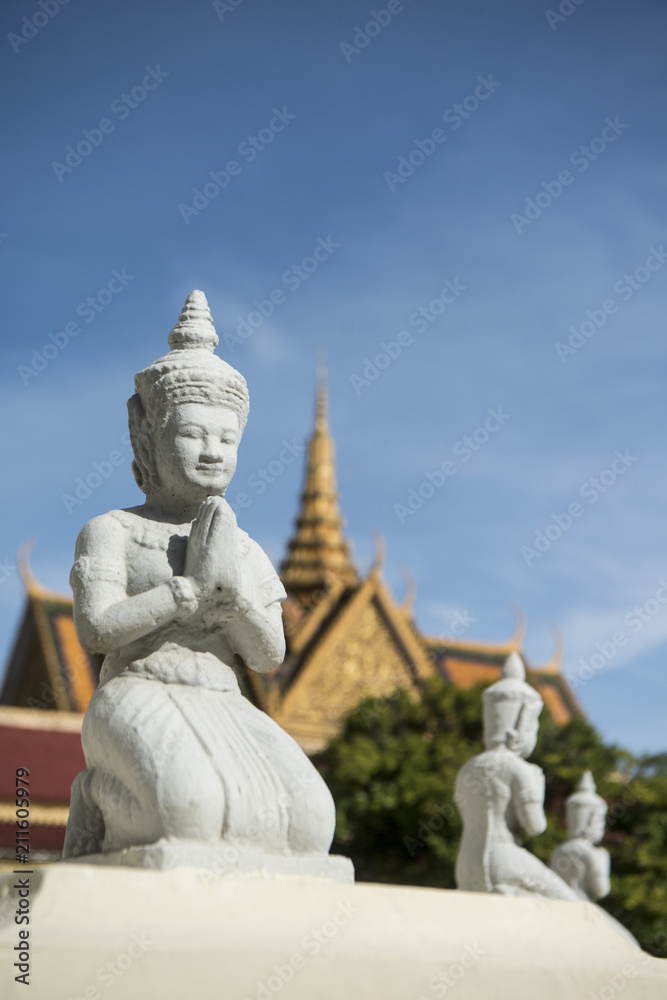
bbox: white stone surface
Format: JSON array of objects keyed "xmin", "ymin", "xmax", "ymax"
[
  {"xmin": 63, "ymin": 291, "xmax": 339, "ymax": 871},
  {"xmin": 1, "ymin": 864, "xmax": 666, "ymax": 1000},
  {"xmin": 454, "ymin": 653, "xmax": 576, "ymax": 900}
]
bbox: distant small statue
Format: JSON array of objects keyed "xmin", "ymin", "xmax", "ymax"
[
  {"xmin": 62, "ymin": 291, "xmax": 348, "ymax": 878},
  {"xmin": 549, "ymin": 772, "xmax": 610, "ymax": 901},
  {"xmin": 550, "ymin": 772, "xmax": 638, "ymax": 945},
  {"xmin": 454, "ymin": 652, "xmax": 576, "ymax": 899}
]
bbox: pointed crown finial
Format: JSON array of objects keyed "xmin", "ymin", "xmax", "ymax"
[
  {"xmin": 566, "ymin": 771, "xmax": 607, "ymax": 838},
  {"xmin": 577, "ymin": 771, "xmax": 597, "ymax": 795},
  {"xmin": 503, "ymin": 650, "xmax": 526, "ymax": 681},
  {"xmin": 168, "ymin": 290, "xmax": 218, "ymax": 352}
]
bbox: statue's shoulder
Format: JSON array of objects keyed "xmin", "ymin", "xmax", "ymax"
[{"xmin": 75, "ymin": 509, "xmax": 133, "ymax": 550}]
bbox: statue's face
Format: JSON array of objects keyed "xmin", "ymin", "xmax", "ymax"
[
  {"xmin": 589, "ymin": 807, "xmax": 607, "ymax": 844},
  {"xmin": 154, "ymin": 402, "xmax": 239, "ymax": 504},
  {"xmin": 519, "ymin": 716, "xmax": 539, "ymax": 758}
]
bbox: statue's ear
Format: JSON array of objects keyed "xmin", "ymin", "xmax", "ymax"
[
  {"xmin": 505, "ymin": 728, "xmax": 521, "ymax": 753},
  {"xmin": 127, "ymin": 393, "xmax": 159, "ymax": 494}
]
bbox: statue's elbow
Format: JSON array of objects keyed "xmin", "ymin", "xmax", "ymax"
[
  {"xmin": 261, "ymin": 639, "xmax": 286, "ymax": 673},
  {"xmin": 590, "ymin": 876, "xmax": 610, "ymax": 900},
  {"xmin": 73, "ymin": 613, "xmax": 106, "ymax": 655},
  {"xmin": 522, "ymin": 806, "xmax": 547, "ymax": 837},
  {"xmin": 247, "ymin": 632, "xmax": 285, "ymax": 675}
]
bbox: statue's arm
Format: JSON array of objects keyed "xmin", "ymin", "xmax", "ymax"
[
  {"xmin": 71, "ymin": 515, "xmax": 188, "ymax": 654},
  {"xmin": 222, "ymin": 596, "xmax": 286, "ymax": 674},
  {"xmin": 512, "ymin": 762, "xmax": 547, "ymax": 837},
  {"xmin": 585, "ymin": 847, "xmax": 611, "ymax": 900},
  {"xmin": 218, "ymin": 536, "xmax": 286, "ymax": 673}
]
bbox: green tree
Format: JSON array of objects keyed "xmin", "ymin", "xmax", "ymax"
[{"xmin": 312, "ymin": 676, "xmax": 667, "ymax": 956}]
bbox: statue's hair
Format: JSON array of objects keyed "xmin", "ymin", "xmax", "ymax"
[{"xmin": 127, "ymin": 392, "xmax": 160, "ymax": 495}]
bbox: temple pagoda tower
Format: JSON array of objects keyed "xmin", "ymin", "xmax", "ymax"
[{"xmin": 279, "ymin": 371, "xmax": 358, "ymax": 607}]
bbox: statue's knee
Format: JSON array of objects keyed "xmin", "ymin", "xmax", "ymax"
[
  {"xmin": 288, "ymin": 775, "xmax": 335, "ymax": 853},
  {"xmin": 156, "ymin": 754, "xmax": 223, "ymax": 838}
]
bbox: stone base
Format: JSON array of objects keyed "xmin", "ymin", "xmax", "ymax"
[
  {"xmin": 66, "ymin": 838, "xmax": 354, "ymax": 882},
  {"xmin": 1, "ymin": 863, "xmax": 666, "ymax": 999}
]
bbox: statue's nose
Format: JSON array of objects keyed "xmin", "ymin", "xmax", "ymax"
[{"xmin": 200, "ymin": 437, "xmax": 223, "ymax": 462}]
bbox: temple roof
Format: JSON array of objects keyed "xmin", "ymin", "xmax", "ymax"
[
  {"xmin": 279, "ymin": 370, "xmax": 358, "ymax": 606},
  {"xmin": 427, "ymin": 626, "xmax": 582, "ymax": 728},
  {"xmin": 0, "ymin": 557, "xmax": 101, "ymax": 714}
]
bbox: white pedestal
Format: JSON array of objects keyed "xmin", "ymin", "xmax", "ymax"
[
  {"xmin": 1, "ymin": 864, "xmax": 666, "ymax": 999},
  {"xmin": 66, "ymin": 839, "xmax": 354, "ymax": 881}
]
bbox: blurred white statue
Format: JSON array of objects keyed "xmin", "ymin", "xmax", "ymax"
[
  {"xmin": 454, "ymin": 652, "xmax": 576, "ymax": 899},
  {"xmin": 549, "ymin": 771, "xmax": 610, "ymax": 900},
  {"xmin": 550, "ymin": 771, "xmax": 638, "ymax": 946}
]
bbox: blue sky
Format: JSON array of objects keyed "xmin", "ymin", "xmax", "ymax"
[{"xmin": 1, "ymin": 0, "xmax": 666, "ymax": 753}]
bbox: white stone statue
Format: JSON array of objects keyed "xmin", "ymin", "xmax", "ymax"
[
  {"xmin": 62, "ymin": 291, "xmax": 349, "ymax": 878},
  {"xmin": 549, "ymin": 771, "xmax": 610, "ymax": 901},
  {"xmin": 454, "ymin": 652, "xmax": 577, "ymax": 899},
  {"xmin": 549, "ymin": 772, "xmax": 638, "ymax": 945}
]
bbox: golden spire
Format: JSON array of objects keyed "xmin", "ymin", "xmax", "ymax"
[{"xmin": 280, "ymin": 367, "xmax": 358, "ymax": 605}]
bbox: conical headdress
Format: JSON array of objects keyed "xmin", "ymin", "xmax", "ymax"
[
  {"xmin": 483, "ymin": 652, "xmax": 543, "ymax": 749},
  {"xmin": 565, "ymin": 771, "xmax": 607, "ymax": 838},
  {"xmin": 127, "ymin": 290, "xmax": 249, "ymax": 494}
]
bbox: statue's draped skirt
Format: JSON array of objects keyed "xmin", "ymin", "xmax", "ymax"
[{"xmin": 64, "ymin": 645, "xmax": 335, "ymax": 858}]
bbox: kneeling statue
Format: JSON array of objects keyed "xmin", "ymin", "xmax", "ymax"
[
  {"xmin": 63, "ymin": 291, "xmax": 348, "ymax": 879},
  {"xmin": 550, "ymin": 772, "xmax": 638, "ymax": 945},
  {"xmin": 454, "ymin": 653, "xmax": 576, "ymax": 899}
]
